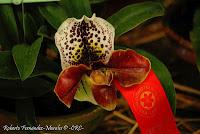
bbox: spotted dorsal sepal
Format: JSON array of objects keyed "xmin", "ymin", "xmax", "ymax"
[{"xmin": 55, "ymin": 14, "xmax": 115, "ymax": 69}]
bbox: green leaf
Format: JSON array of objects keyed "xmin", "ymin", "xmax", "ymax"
[
  {"xmin": 74, "ymin": 75, "xmax": 97, "ymax": 105},
  {"xmin": 44, "ymin": 72, "xmax": 58, "ymax": 82},
  {"xmin": 0, "ymin": 51, "xmax": 19, "ymax": 79},
  {"xmin": 190, "ymin": 9, "xmax": 200, "ymax": 72},
  {"xmin": 0, "ymin": 51, "xmax": 60, "ymax": 80},
  {"xmin": 24, "ymin": 13, "xmax": 38, "ymax": 43},
  {"xmin": 0, "ymin": 5, "xmax": 19, "ymax": 48},
  {"xmin": 16, "ymin": 98, "xmax": 37, "ymax": 134},
  {"xmin": 107, "ymin": 2, "xmax": 164, "ymax": 37},
  {"xmin": 12, "ymin": 37, "xmax": 43, "ymax": 81},
  {"xmin": 89, "ymin": 0, "xmax": 107, "ymax": 4},
  {"xmin": 0, "ymin": 0, "xmax": 59, "ymax": 4},
  {"xmin": 136, "ymin": 49, "xmax": 176, "ymax": 113},
  {"xmin": 59, "ymin": 0, "xmax": 92, "ymax": 18},
  {"xmin": 38, "ymin": 3, "xmax": 68, "ymax": 29},
  {"xmin": 30, "ymin": 9, "xmax": 45, "ymax": 28},
  {"xmin": 0, "ymin": 20, "xmax": 10, "ymax": 50},
  {"xmin": 0, "ymin": 77, "xmax": 54, "ymax": 99}
]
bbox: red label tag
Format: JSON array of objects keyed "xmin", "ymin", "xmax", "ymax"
[{"xmin": 115, "ymin": 70, "xmax": 180, "ymax": 134}]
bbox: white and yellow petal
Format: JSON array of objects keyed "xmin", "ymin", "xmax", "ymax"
[{"xmin": 55, "ymin": 14, "xmax": 115, "ymax": 69}]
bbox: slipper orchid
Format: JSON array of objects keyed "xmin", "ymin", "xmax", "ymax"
[{"xmin": 54, "ymin": 14, "xmax": 151, "ymax": 111}]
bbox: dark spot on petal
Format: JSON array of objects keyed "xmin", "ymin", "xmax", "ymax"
[
  {"xmin": 70, "ymin": 39, "xmax": 73, "ymax": 43},
  {"xmin": 79, "ymin": 43, "xmax": 83, "ymax": 47}
]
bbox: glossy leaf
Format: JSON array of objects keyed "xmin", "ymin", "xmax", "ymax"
[
  {"xmin": 107, "ymin": 2, "xmax": 164, "ymax": 37},
  {"xmin": 0, "ymin": 77, "xmax": 54, "ymax": 99},
  {"xmin": 38, "ymin": 3, "xmax": 68, "ymax": 29},
  {"xmin": 59, "ymin": 0, "xmax": 92, "ymax": 18},
  {"xmin": 136, "ymin": 49, "xmax": 176, "ymax": 113},
  {"xmin": 16, "ymin": 98, "xmax": 37, "ymax": 134},
  {"xmin": 190, "ymin": 9, "xmax": 200, "ymax": 72},
  {"xmin": 0, "ymin": 51, "xmax": 60, "ymax": 80},
  {"xmin": 12, "ymin": 37, "xmax": 43, "ymax": 81},
  {"xmin": 0, "ymin": 5, "xmax": 19, "ymax": 48}
]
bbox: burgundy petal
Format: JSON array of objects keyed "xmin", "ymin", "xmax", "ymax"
[
  {"xmin": 54, "ymin": 64, "xmax": 89, "ymax": 108},
  {"xmin": 107, "ymin": 49, "xmax": 151, "ymax": 87},
  {"xmin": 91, "ymin": 82, "xmax": 117, "ymax": 111}
]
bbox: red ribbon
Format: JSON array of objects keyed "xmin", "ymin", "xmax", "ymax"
[{"xmin": 115, "ymin": 70, "xmax": 180, "ymax": 134}]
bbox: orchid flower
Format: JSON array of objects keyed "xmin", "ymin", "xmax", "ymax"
[{"xmin": 54, "ymin": 14, "xmax": 151, "ymax": 111}]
